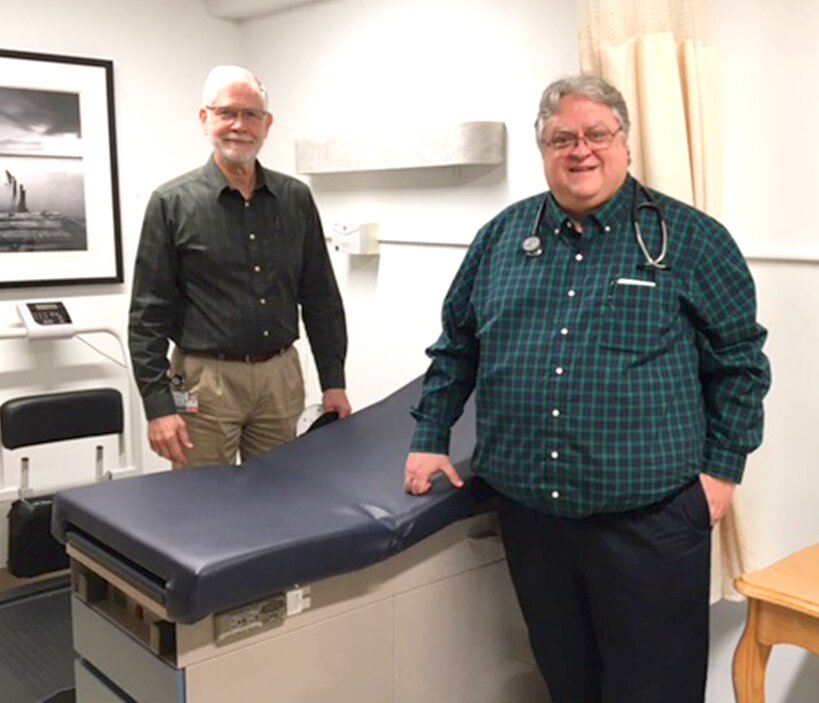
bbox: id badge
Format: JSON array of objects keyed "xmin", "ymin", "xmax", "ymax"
[{"xmin": 172, "ymin": 389, "xmax": 199, "ymax": 413}]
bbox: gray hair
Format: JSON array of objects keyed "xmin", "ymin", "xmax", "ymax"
[
  {"xmin": 202, "ymin": 65, "xmax": 270, "ymax": 111},
  {"xmin": 534, "ymin": 75, "xmax": 630, "ymax": 150}
]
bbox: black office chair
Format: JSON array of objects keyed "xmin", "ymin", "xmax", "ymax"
[{"xmin": 1, "ymin": 388, "xmax": 123, "ymax": 576}]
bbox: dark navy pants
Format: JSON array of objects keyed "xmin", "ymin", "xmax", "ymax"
[{"xmin": 498, "ymin": 480, "xmax": 712, "ymax": 703}]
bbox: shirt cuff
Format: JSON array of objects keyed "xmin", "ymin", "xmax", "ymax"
[
  {"xmin": 703, "ymin": 445, "xmax": 747, "ymax": 484},
  {"xmin": 409, "ymin": 421, "xmax": 451, "ymax": 455},
  {"xmin": 317, "ymin": 366, "xmax": 345, "ymax": 392},
  {"xmin": 143, "ymin": 390, "xmax": 178, "ymax": 421}
]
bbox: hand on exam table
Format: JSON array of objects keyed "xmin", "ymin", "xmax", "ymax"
[
  {"xmin": 148, "ymin": 413, "xmax": 194, "ymax": 466},
  {"xmin": 404, "ymin": 452, "xmax": 465, "ymax": 495}
]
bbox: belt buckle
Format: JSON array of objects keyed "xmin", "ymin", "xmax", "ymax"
[{"xmin": 243, "ymin": 354, "xmax": 254, "ymax": 364}]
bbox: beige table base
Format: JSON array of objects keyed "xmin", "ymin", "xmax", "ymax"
[{"xmin": 69, "ymin": 513, "xmax": 551, "ymax": 703}]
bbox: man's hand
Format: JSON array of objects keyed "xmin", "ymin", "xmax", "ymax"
[
  {"xmin": 404, "ymin": 452, "xmax": 464, "ymax": 495},
  {"xmin": 322, "ymin": 388, "xmax": 352, "ymax": 419},
  {"xmin": 699, "ymin": 474, "xmax": 736, "ymax": 525},
  {"xmin": 148, "ymin": 414, "xmax": 193, "ymax": 466}
]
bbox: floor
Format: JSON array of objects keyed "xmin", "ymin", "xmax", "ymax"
[
  {"xmin": 0, "ymin": 571, "xmax": 76, "ymax": 703},
  {"xmin": 0, "ymin": 567, "xmax": 70, "ymax": 593}
]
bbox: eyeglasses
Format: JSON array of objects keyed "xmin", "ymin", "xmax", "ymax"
[
  {"xmin": 206, "ymin": 105, "xmax": 268, "ymax": 124},
  {"xmin": 545, "ymin": 126, "xmax": 623, "ymax": 152}
]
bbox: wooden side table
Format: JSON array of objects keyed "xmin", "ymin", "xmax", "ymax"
[{"xmin": 733, "ymin": 543, "xmax": 819, "ymax": 702}]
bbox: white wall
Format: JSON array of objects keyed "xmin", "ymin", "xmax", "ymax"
[{"xmin": 715, "ymin": 0, "xmax": 819, "ymax": 260}]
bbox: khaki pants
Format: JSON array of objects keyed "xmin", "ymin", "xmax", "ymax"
[{"xmin": 170, "ymin": 346, "xmax": 305, "ymax": 468}]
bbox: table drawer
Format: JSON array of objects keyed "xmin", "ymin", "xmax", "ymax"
[{"xmin": 72, "ymin": 595, "xmax": 184, "ymax": 703}]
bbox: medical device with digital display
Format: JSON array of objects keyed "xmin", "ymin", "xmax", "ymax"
[{"xmin": 17, "ymin": 301, "xmax": 75, "ymax": 338}]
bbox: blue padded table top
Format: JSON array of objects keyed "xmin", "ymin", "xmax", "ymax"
[{"xmin": 53, "ymin": 377, "xmax": 490, "ymax": 624}]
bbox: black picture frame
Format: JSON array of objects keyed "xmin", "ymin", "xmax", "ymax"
[{"xmin": 0, "ymin": 48, "xmax": 122, "ymax": 288}]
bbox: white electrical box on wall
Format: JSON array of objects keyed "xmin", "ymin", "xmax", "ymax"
[{"xmin": 331, "ymin": 223, "xmax": 380, "ymax": 256}]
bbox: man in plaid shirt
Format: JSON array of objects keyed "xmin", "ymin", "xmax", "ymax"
[{"xmin": 404, "ymin": 75, "xmax": 770, "ymax": 703}]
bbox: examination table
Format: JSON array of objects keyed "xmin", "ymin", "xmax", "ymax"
[{"xmin": 53, "ymin": 377, "xmax": 548, "ymax": 702}]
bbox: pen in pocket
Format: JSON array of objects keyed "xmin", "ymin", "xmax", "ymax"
[{"xmin": 615, "ymin": 277, "xmax": 657, "ymax": 288}]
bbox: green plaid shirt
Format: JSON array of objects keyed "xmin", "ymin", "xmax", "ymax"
[{"xmin": 410, "ymin": 176, "xmax": 770, "ymax": 517}]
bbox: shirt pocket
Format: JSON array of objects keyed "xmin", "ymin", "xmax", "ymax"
[{"xmin": 600, "ymin": 278, "xmax": 679, "ymax": 354}]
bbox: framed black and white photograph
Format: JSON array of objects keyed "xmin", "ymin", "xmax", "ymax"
[{"xmin": 0, "ymin": 49, "xmax": 122, "ymax": 287}]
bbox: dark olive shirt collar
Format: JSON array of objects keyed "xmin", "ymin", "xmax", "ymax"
[{"xmin": 202, "ymin": 155, "xmax": 276, "ymax": 199}]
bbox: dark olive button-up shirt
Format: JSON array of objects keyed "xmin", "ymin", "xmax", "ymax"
[
  {"xmin": 410, "ymin": 176, "xmax": 770, "ymax": 518},
  {"xmin": 129, "ymin": 157, "xmax": 347, "ymax": 420}
]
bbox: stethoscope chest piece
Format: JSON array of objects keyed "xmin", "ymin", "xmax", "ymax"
[{"xmin": 522, "ymin": 236, "xmax": 543, "ymax": 257}]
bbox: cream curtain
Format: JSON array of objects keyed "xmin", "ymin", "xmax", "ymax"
[
  {"xmin": 578, "ymin": 0, "xmax": 722, "ymax": 216},
  {"xmin": 578, "ymin": 0, "xmax": 751, "ymax": 602}
]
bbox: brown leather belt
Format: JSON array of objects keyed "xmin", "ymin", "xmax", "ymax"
[{"xmin": 185, "ymin": 347, "xmax": 288, "ymax": 364}]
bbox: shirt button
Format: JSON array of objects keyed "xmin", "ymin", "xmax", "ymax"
[
  {"xmin": 575, "ymin": 253, "xmax": 583, "ymax": 262},
  {"xmin": 604, "ymin": 225, "xmax": 611, "ymax": 232},
  {"xmin": 553, "ymin": 228, "xmax": 560, "ymax": 235},
  {"xmin": 249, "ymin": 233, "xmax": 256, "ymax": 240},
  {"xmin": 567, "ymin": 289, "xmax": 576, "ymax": 298},
  {"xmin": 244, "ymin": 201, "xmax": 250, "ymax": 208},
  {"xmin": 550, "ymin": 451, "xmax": 559, "ymax": 460},
  {"xmin": 254, "ymin": 265, "xmax": 261, "ymax": 272},
  {"xmin": 260, "ymin": 298, "xmax": 266, "ymax": 305},
  {"xmin": 552, "ymin": 409, "xmax": 560, "ymax": 417},
  {"xmin": 551, "ymin": 490, "xmax": 560, "ymax": 499},
  {"xmin": 555, "ymin": 367, "xmax": 564, "ymax": 376},
  {"xmin": 263, "ymin": 330, "xmax": 270, "ymax": 337},
  {"xmin": 560, "ymin": 327, "xmax": 569, "ymax": 336}
]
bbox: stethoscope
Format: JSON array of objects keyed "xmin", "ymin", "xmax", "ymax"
[{"xmin": 522, "ymin": 181, "xmax": 669, "ymax": 270}]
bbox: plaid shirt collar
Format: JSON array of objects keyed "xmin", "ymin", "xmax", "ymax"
[{"xmin": 543, "ymin": 174, "xmax": 635, "ymax": 236}]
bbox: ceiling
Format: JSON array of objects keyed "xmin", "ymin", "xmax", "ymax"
[{"xmin": 201, "ymin": 0, "xmax": 332, "ymax": 21}]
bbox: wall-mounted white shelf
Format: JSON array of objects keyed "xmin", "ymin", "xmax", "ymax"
[{"xmin": 295, "ymin": 121, "xmax": 505, "ymax": 175}]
